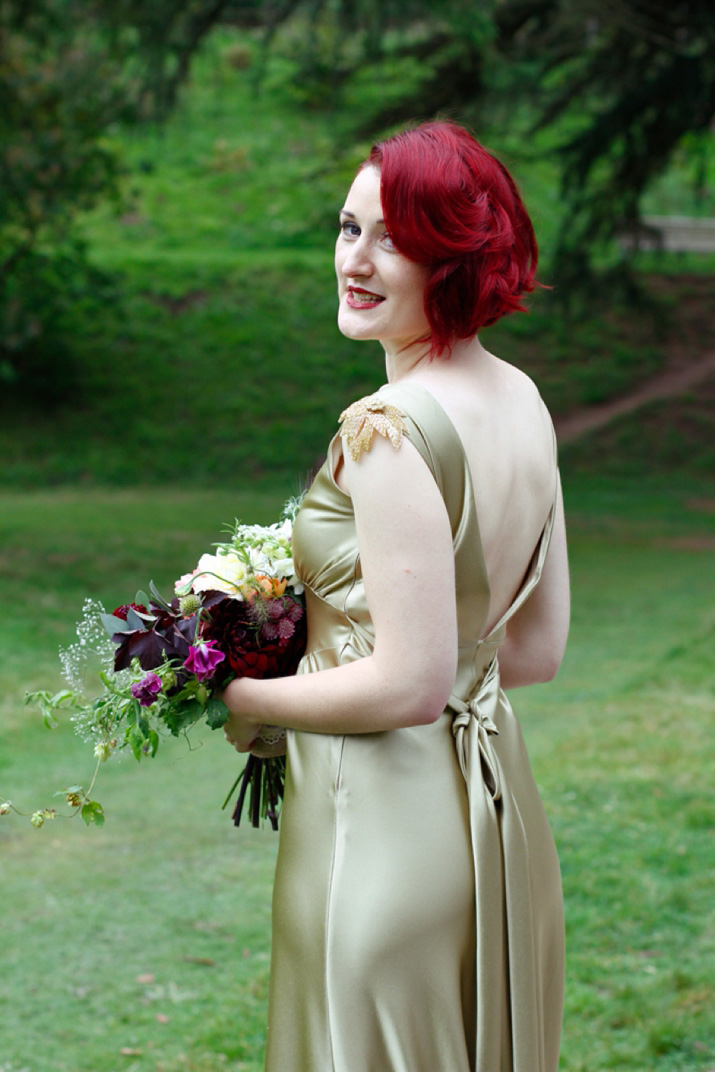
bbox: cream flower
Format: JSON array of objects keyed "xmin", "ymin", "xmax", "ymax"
[{"xmin": 191, "ymin": 550, "xmax": 250, "ymax": 599}]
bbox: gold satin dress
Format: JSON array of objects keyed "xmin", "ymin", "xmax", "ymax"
[{"xmin": 265, "ymin": 382, "xmax": 564, "ymax": 1072}]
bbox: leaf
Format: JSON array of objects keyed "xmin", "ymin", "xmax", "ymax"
[
  {"xmin": 127, "ymin": 723, "xmax": 147, "ymax": 761},
  {"xmin": 205, "ymin": 696, "xmax": 229, "ymax": 730},
  {"xmin": 81, "ymin": 801, "xmax": 105, "ymax": 827},
  {"xmin": 113, "ymin": 627, "xmax": 171, "ymax": 672},
  {"xmin": 100, "ymin": 612, "xmax": 129, "ymax": 637},
  {"xmin": 51, "ymin": 689, "xmax": 79, "ymax": 708},
  {"xmin": 162, "ymin": 698, "xmax": 203, "ymax": 736},
  {"xmin": 126, "ymin": 607, "xmax": 146, "ymax": 632},
  {"xmin": 135, "ymin": 589, "xmax": 150, "ymax": 607},
  {"xmin": 148, "ymin": 730, "xmax": 160, "ymax": 757},
  {"xmin": 149, "ymin": 580, "xmax": 174, "ymax": 612},
  {"xmin": 25, "ymin": 689, "xmax": 51, "ymax": 707}
]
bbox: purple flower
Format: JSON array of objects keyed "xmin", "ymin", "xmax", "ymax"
[
  {"xmin": 184, "ymin": 640, "xmax": 226, "ymax": 682},
  {"xmin": 131, "ymin": 672, "xmax": 163, "ymax": 707}
]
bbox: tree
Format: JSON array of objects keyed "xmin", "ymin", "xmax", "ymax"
[
  {"xmin": 500, "ymin": 0, "xmax": 715, "ymax": 279},
  {"xmin": 254, "ymin": 0, "xmax": 715, "ymax": 280},
  {"xmin": 0, "ymin": 0, "xmax": 235, "ymax": 393}
]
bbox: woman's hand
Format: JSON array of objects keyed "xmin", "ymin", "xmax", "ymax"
[{"xmin": 219, "ymin": 678, "xmax": 261, "ymax": 753}]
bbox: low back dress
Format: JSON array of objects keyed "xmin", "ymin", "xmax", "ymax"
[{"xmin": 264, "ymin": 381, "xmax": 565, "ymax": 1072}]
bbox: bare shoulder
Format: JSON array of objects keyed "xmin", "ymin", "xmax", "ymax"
[
  {"xmin": 490, "ymin": 351, "xmax": 548, "ymax": 406},
  {"xmin": 409, "ymin": 345, "xmax": 553, "ymax": 444}
]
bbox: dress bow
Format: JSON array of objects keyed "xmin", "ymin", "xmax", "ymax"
[{"xmin": 449, "ymin": 657, "xmax": 502, "ymax": 801}]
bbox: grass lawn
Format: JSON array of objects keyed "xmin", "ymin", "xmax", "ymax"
[{"xmin": 1, "ymin": 477, "xmax": 713, "ymax": 1071}]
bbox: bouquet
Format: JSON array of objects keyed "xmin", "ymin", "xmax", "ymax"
[{"xmin": 7, "ymin": 498, "xmax": 305, "ymax": 831}]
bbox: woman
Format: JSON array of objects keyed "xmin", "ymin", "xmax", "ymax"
[{"xmin": 222, "ymin": 120, "xmax": 569, "ymax": 1072}]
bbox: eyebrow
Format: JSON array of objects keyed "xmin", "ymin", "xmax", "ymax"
[{"xmin": 340, "ymin": 209, "xmax": 386, "ymax": 225}]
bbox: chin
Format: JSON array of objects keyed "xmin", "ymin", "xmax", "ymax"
[{"xmin": 337, "ymin": 309, "xmax": 379, "ymax": 341}]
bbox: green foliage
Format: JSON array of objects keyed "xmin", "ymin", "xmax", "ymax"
[
  {"xmin": 81, "ymin": 799, "xmax": 105, "ymax": 826},
  {"xmin": 521, "ymin": 0, "xmax": 715, "ymax": 277},
  {"xmin": 257, "ymin": 0, "xmax": 715, "ymax": 282},
  {"xmin": 0, "ymin": 0, "xmax": 236, "ymax": 388}
]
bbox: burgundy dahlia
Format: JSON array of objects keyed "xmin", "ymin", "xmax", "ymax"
[{"xmin": 201, "ymin": 595, "xmax": 306, "ymax": 679}]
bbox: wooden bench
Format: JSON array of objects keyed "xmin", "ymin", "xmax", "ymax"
[{"xmin": 619, "ymin": 215, "xmax": 715, "ymax": 253}]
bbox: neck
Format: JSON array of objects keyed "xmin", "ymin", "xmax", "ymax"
[
  {"xmin": 382, "ymin": 336, "xmax": 434, "ymax": 382},
  {"xmin": 383, "ymin": 334, "xmax": 487, "ymax": 381}
]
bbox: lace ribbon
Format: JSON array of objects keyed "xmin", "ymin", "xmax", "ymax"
[{"xmin": 250, "ymin": 724, "xmax": 287, "ymax": 759}]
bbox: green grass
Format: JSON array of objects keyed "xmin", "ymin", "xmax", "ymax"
[
  {"xmin": 0, "ymin": 249, "xmax": 678, "ymax": 489},
  {"xmin": 1, "ymin": 478, "xmax": 714, "ymax": 1071},
  {"xmin": 0, "ymin": 488, "xmax": 287, "ymax": 1072}
]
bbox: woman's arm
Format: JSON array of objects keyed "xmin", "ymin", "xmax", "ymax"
[
  {"xmin": 221, "ymin": 432, "xmax": 459, "ymax": 748},
  {"xmin": 497, "ymin": 473, "xmax": 570, "ymax": 689}
]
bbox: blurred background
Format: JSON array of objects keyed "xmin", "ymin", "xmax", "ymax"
[{"xmin": 1, "ymin": 3, "xmax": 714, "ymax": 1071}]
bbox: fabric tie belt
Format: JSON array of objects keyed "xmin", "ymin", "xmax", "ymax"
[
  {"xmin": 447, "ymin": 653, "xmax": 555, "ymax": 1070},
  {"xmin": 449, "ymin": 655, "xmax": 502, "ymax": 801}
]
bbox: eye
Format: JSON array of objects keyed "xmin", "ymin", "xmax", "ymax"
[
  {"xmin": 381, "ymin": 232, "xmax": 396, "ymax": 251},
  {"xmin": 339, "ymin": 219, "xmax": 360, "ymax": 239}
]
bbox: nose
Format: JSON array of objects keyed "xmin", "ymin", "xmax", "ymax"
[{"xmin": 338, "ymin": 236, "xmax": 373, "ymax": 280}]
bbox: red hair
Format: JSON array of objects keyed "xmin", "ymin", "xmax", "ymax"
[{"xmin": 368, "ymin": 121, "xmax": 539, "ymax": 356}]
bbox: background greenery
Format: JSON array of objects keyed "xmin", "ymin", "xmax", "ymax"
[
  {"xmin": 2, "ymin": 27, "xmax": 714, "ymax": 487},
  {"xmin": 1, "ymin": 8, "xmax": 714, "ymax": 1072}
]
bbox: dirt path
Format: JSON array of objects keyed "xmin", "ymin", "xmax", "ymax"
[{"xmin": 554, "ymin": 350, "xmax": 715, "ymax": 445}]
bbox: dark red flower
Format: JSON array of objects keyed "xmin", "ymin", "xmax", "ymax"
[
  {"xmin": 113, "ymin": 602, "xmax": 148, "ymax": 621},
  {"xmin": 201, "ymin": 595, "xmax": 306, "ymax": 680}
]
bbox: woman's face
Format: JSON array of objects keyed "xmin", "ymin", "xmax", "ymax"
[{"xmin": 335, "ymin": 166, "xmax": 430, "ymax": 350}]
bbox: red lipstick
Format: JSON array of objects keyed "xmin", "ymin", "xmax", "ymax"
[{"xmin": 346, "ymin": 286, "xmax": 385, "ymax": 309}]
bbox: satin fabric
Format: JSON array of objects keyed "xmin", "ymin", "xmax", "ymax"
[{"xmin": 265, "ymin": 382, "xmax": 564, "ymax": 1072}]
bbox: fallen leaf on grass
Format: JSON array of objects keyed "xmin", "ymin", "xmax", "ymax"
[
  {"xmin": 136, "ymin": 973, "xmax": 156, "ymax": 983},
  {"xmin": 120, "ymin": 1048, "xmax": 143, "ymax": 1056},
  {"xmin": 183, "ymin": 955, "xmax": 215, "ymax": 966},
  {"xmin": 156, "ymin": 1013, "xmax": 171, "ymax": 1023}
]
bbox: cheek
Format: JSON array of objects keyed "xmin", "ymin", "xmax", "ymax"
[
  {"xmin": 394, "ymin": 262, "xmax": 428, "ymax": 299},
  {"xmin": 399, "ymin": 269, "xmax": 429, "ymax": 320}
]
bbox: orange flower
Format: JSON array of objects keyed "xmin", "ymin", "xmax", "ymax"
[{"xmin": 254, "ymin": 575, "xmax": 287, "ymax": 597}]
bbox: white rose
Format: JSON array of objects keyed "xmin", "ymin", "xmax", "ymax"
[{"xmin": 191, "ymin": 551, "xmax": 249, "ymax": 598}]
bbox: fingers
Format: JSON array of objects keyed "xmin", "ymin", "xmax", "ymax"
[{"xmin": 224, "ymin": 730, "xmax": 247, "ymax": 752}]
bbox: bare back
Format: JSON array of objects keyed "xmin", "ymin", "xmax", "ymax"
[{"xmin": 406, "ymin": 343, "xmax": 557, "ymax": 635}]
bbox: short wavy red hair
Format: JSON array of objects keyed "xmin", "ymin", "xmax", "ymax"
[{"xmin": 367, "ymin": 121, "xmax": 539, "ymax": 357}]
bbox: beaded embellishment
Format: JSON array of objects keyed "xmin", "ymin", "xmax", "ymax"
[{"xmin": 339, "ymin": 394, "xmax": 408, "ymax": 461}]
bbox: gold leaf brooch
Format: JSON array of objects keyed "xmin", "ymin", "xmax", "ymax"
[{"xmin": 339, "ymin": 394, "xmax": 408, "ymax": 461}]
